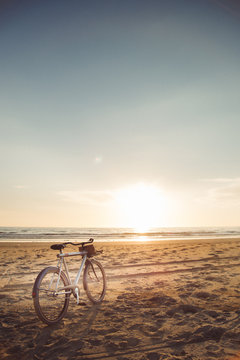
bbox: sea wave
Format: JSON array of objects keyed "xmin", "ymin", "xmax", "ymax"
[{"xmin": 1, "ymin": 226, "xmax": 240, "ymax": 242}]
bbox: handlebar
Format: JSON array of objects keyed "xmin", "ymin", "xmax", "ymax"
[
  {"xmin": 50, "ymin": 238, "xmax": 94, "ymax": 251},
  {"xmin": 63, "ymin": 238, "xmax": 94, "ymax": 247}
]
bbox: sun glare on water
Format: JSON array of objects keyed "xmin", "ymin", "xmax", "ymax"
[{"xmin": 114, "ymin": 183, "xmax": 166, "ymax": 232}]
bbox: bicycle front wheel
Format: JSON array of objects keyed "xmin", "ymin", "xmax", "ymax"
[
  {"xmin": 32, "ymin": 266, "xmax": 70, "ymax": 325},
  {"xmin": 83, "ymin": 259, "xmax": 106, "ymax": 304}
]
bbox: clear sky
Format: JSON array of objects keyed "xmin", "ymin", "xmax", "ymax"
[{"xmin": 1, "ymin": 0, "xmax": 240, "ymax": 228}]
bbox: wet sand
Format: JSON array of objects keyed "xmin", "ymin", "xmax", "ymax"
[{"xmin": 1, "ymin": 238, "xmax": 240, "ymax": 360}]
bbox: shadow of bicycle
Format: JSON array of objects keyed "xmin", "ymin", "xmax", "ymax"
[{"xmin": 30, "ymin": 304, "xmax": 102, "ymax": 359}]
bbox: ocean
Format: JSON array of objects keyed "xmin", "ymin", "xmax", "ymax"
[{"xmin": 0, "ymin": 226, "xmax": 240, "ymax": 242}]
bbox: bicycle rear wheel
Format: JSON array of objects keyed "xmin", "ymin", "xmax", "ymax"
[
  {"xmin": 83, "ymin": 259, "xmax": 106, "ymax": 304},
  {"xmin": 32, "ymin": 266, "xmax": 70, "ymax": 325}
]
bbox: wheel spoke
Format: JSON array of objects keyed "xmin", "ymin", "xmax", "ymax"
[
  {"xmin": 84, "ymin": 260, "xmax": 106, "ymax": 303},
  {"xmin": 33, "ymin": 267, "xmax": 70, "ymax": 324}
]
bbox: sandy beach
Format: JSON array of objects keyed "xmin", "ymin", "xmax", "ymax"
[{"xmin": 1, "ymin": 238, "xmax": 240, "ymax": 360}]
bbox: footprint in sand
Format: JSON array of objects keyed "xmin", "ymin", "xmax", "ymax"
[{"xmin": 194, "ymin": 291, "xmax": 217, "ymax": 300}]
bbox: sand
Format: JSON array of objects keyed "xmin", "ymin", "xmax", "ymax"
[{"xmin": 1, "ymin": 238, "xmax": 240, "ymax": 360}]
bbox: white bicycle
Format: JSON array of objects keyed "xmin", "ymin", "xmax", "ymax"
[{"xmin": 32, "ymin": 239, "xmax": 106, "ymax": 325}]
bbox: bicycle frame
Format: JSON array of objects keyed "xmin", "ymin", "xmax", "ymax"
[
  {"xmin": 53, "ymin": 249, "xmax": 88, "ymax": 304},
  {"xmin": 33, "ymin": 238, "xmax": 106, "ymax": 325}
]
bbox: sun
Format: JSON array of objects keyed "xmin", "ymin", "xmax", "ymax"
[{"xmin": 114, "ymin": 183, "xmax": 166, "ymax": 232}]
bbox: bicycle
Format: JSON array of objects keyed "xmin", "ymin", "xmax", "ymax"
[{"xmin": 32, "ymin": 238, "xmax": 106, "ymax": 325}]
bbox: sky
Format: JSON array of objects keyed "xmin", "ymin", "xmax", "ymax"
[{"xmin": 0, "ymin": 0, "xmax": 240, "ymax": 228}]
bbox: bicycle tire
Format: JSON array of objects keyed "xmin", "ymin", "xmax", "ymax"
[
  {"xmin": 32, "ymin": 266, "xmax": 70, "ymax": 325},
  {"xmin": 83, "ymin": 259, "xmax": 106, "ymax": 304}
]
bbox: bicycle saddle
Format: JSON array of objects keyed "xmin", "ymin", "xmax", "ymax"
[{"xmin": 50, "ymin": 244, "xmax": 66, "ymax": 250}]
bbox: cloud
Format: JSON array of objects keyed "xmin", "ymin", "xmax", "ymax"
[
  {"xmin": 211, "ymin": 0, "xmax": 240, "ymax": 19},
  {"xmin": 199, "ymin": 178, "xmax": 240, "ymax": 206},
  {"xmin": 58, "ymin": 190, "xmax": 114, "ymax": 206},
  {"xmin": 14, "ymin": 185, "xmax": 29, "ymax": 189},
  {"xmin": 58, "ymin": 183, "xmax": 165, "ymax": 209}
]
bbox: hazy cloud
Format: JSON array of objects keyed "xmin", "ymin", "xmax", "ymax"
[
  {"xmin": 13, "ymin": 185, "xmax": 29, "ymax": 189},
  {"xmin": 58, "ymin": 190, "xmax": 114, "ymax": 206},
  {"xmin": 199, "ymin": 178, "xmax": 240, "ymax": 206}
]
